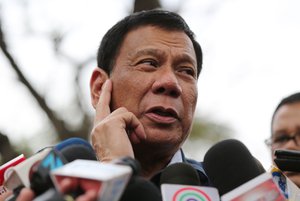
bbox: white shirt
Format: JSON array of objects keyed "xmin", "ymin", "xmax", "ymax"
[{"xmin": 168, "ymin": 149, "xmax": 183, "ymax": 166}]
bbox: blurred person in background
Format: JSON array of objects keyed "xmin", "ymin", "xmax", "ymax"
[{"xmin": 265, "ymin": 92, "xmax": 300, "ymax": 187}]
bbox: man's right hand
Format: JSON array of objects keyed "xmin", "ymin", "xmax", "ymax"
[{"xmin": 91, "ymin": 79, "xmax": 146, "ymax": 162}]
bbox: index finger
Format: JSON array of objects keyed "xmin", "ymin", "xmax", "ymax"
[{"xmin": 94, "ymin": 79, "xmax": 112, "ymax": 123}]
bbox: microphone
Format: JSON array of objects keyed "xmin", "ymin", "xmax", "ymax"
[
  {"xmin": 160, "ymin": 163, "xmax": 220, "ymax": 201},
  {"xmin": 30, "ymin": 138, "xmax": 97, "ymax": 196},
  {"xmin": 53, "ymin": 137, "xmax": 94, "ymax": 152},
  {"xmin": 113, "ymin": 157, "xmax": 162, "ymax": 201},
  {"xmin": 4, "ymin": 138, "xmax": 97, "ymax": 200},
  {"xmin": 0, "ymin": 154, "xmax": 26, "ymax": 196},
  {"xmin": 50, "ymin": 159, "xmax": 132, "ymax": 201},
  {"xmin": 160, "ymin": 162, "xmax": 201, "ymax": 186},
  {"xmin": 112, "ymin": 156, "xmax": 141, "ymax": 177},
  {"xmin": 35, "ymin": 156, "xmax": 138, "ymax": 201},
  {"xmin": 4, "ymin": 148, "xmax": 51, "ymax": 192},
  {"xmin": 203, "ymin": 139, "xmax": 265, "ymax": 196},
  {"xmin": 49, "ymin": 156, "xmax": 160, "ymax": 201},
  {"xmin": 119, "ymin": 177, "xmax": 162, "ymax": 201},
  {"xmin": 203, "ymin": 139, "xmax": 288, "ymax": 201},
  {"xmin": 274, "ymin": 149, "xmax": 300, "ymax": 172}
]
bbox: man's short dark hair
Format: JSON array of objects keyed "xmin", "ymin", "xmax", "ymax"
[
  {"xmin": 271, "ymin": 92, "xmax": 300, "ymax": 134},
  {"xmin": 97, "ymin": 9, "xmax": 202, "ymax": 77}
]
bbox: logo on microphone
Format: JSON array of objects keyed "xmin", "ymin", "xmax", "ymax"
[{"xmin": 172, "ymin": 187, "xmax": 212, "ymax": 201}]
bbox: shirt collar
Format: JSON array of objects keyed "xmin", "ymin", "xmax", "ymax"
[{"xmin": 168, "ymin": 149, "xmax": 183, "ymax": 166}]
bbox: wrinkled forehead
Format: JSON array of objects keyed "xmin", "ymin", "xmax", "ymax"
[{"xmin": 118, "ymin": 25, "xmax": 196, "ymax": 61}]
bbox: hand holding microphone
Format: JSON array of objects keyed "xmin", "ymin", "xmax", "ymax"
[
  {"xmin": 15, "ymin": 178, "xmax": 98, "ymax": 201},
  {"xmin": 4, "ymin": 138, "xmax": 97, "ymax": 201},
  {"xmin": 15, "ymin": 145, "xmax": 148, "ymax": 201}
]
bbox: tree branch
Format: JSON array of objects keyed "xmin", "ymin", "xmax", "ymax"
[{"xmin": 0, "ymin": 19, "xmax": 68, "ymax": 138}]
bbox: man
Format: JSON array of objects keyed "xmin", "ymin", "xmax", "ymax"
[
  {"xmin": 265, "ymin": 92, "xmax": 300, "ymax": 187},
  {"xmin": 6, "ymin": 9, "xmax": 209, "ymax": 201},
  {"xmin": 90, "ymin": 9, "xmax": 208, "ymax": 183}
]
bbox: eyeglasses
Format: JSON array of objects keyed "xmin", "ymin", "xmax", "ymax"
[{"xmin": 265, "ymin": 132, "xmax": 300, "ymax": 147}]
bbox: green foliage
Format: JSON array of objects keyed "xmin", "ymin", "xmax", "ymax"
[
  {"xmin": 189, "ymin": 115, "xmax": 234, "ymax": 142},
  {"xmin": 183, "ymin": 115, "xmax": 235, "ymax": 161}
]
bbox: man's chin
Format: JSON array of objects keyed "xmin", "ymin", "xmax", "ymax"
[{"xmin": 132, "ymin": 137, "xmax": 180, "ymax": 152}]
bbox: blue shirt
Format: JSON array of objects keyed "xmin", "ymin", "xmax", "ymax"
[{"xmin": 150, "ymin": 148, "xmax": 211, "ymax": 187}]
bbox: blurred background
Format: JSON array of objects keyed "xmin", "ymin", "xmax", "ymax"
[{"xmin": 1, "ymin": 0, "xmax": 300, "ymax": 170}]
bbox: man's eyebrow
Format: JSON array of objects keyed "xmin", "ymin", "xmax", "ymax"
[
  {"xmin": 129, "ymin": 48, "xmax": 197, "ymax": 69},
  {"xmin": 173, "ymin": 53, "xmax": 197, "ymax": 67},
  {"xmin": 274, "ymin": 125, "xmax": 300, "ymax": 135},
  {"xmin": 273, "ymin": 129, "xmax": 287, "ymax": 135},
  {"xmin": 129, "ymin": 48, "xmax": 166, "ymax": 58}
]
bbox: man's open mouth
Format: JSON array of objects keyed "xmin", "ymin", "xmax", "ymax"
[{"xmin": 147, "ymin": 107, "xmax": 179, "ymax": 120}]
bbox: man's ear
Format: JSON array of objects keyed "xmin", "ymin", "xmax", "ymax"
[{"xmin": 90, "ymin": 68, "xmax": 109, "ymax": 108}]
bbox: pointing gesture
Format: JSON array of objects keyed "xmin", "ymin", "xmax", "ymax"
[{"xmin": 91, "ymin": 78, "xmax": 146, "ymax": 163}]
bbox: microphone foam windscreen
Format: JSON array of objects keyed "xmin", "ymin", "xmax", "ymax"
[
  {"xmin": 30, "ymin": 140, "xmax": 96, "ymax": 195},
  {"xmin": 54, "ymin": 137, "xmax": 94, "ymax": 152},
  {"xmin": 203, "ymin": 139, "xmax": 265, "ymax": 195},
  {"xmin": 160, "ymin": 162, "xmax": 201, "ymax": 186},
  {"xmin": 53, "ymin": 137, "xmax": 97, "ymax": 162},
  {"xmin": 119, "ymin": 177, "xmax": 161, "ymax": 201},
  {"xmin": 60, "ymin": 144, "xmax": 97, "ymax": 162}
]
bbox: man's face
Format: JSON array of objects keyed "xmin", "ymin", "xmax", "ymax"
[
  {"xmin": 109, "ymin": 25, "xmax": 198, "ymax": 150},
  {"xmin": 271, "ymin": 102, "xmax": 300, "ymax": 187}
]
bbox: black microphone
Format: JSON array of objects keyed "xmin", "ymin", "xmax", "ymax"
[
  {"xmin": 203, "ymin": 139, "xmax": 266, "ymax": 196},
  {"xmin": 274, "ymin": 149, "xmax": 300, "ymax": 172},
  {"xmin": 112, "ymin": 156, "xmax": 141, "ymax": 177},
  {"xmin": 119, "ymin": 176, "xmax": 162, "ymax": 201},
  {"xmin": 116, "ymin": 157, "xmax": 162, "ymax": 201},
  {"xmin": 159, "ymin": 162, "xmax": 220, "ymax": 200},
  {"xmin": 160, "ymin": 162, "xmax": 201, "ymax": 186}
]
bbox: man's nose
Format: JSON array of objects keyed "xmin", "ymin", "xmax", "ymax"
[{"xmin": 152, "ymin": 69, "xmax": 182, "ymax": 98}]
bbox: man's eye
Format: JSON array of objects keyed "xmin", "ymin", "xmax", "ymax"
[
  {"xmin": 138, "ymin": 59, "xmax": 158, "ymax": 67},
  {"xmin": 274, "ymin": 135, "xmax": 291, "ymax": 143},
  {"xmin": 179, "ymin": 67, "xmax": 196, "ymax": 77}
]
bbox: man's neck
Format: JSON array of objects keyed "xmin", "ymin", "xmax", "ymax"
[
  {"xmin": 134, "ymin": 146, "xmax": 181, "ymax": 179},
  {"xmin": 138, "ymin": 154, "xmax": 172, "ymax": 179}
]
